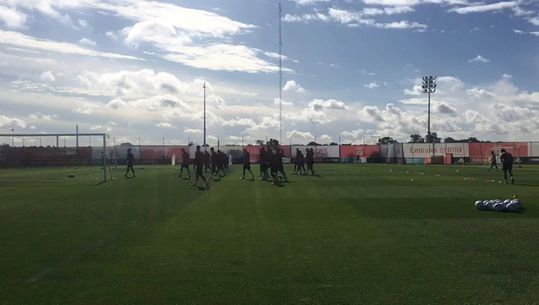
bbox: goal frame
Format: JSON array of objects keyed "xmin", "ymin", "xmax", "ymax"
[{"xmin": 0, "ymin": 133, "xmax": 109, "ymax": 183}]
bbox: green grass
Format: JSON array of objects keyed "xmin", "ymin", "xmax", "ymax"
[{"xmin": 1, "ymin": 164, "xmax": 538, "ymax": 305}]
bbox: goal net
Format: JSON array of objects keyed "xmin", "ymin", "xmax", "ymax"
[{"xmin": 0, "ymin": 133, "xmax": 111, "ymax": 185}]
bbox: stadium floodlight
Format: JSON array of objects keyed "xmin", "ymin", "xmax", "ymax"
[
  {"xmin": 11, "ymin": 128, "xmax": 14, "ymax": 146},
  {"xmin": 422, "ymin": 76, "xmax": 437, "ymax": 157},
  {"xmin": 278, "ymin": 1, "xmax": 283, "ymax": 144},
  {"xmin": 203, "ymin": 82, "xmax": 207, "ymax": 147}
]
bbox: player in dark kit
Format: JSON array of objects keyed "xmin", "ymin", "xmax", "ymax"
[
  {"xmin": 191, "ymin": 145, "xmax": 208, "ymax": 189},
  {"xmin": 204, "ymin": 149, "xmax": 211, "ymax": 173},
  {"xmin": 306, "ymin": 148, "xmax": 315, "ymax": 175},
  {"xmin": 270, "ymin": 147, "xmax": 287, "ymax": 184},
  {"xmin": 293, "ymin": 149, "xmax": 299, "ymax": 175},
  {"xmin": 259, "ymin": 147, "xmax": 269, "ymax": 180},
  {"xmin": 489, "ymin": 150, "xmax": 497, "ymax": 171},
  {"xmin": 210, "ymin": 147, "xmax": 219, "ymax": 179},
  {"xmin": 178, "ymin": 148, "xmax": 191, "ymax": 179},
  {"xmin": 217, "ymin": 150, "xmax": 226, "ymax": 177},
  {"xmin": 241, "ymin": 148, "xmax": 254, "ymax": 181},
  {"xmin": 220, "ymin": 151, "xmax": 230, "ymax": 175},
  {"xmin": 296, "ymin": 149, "xmax": 306, "ymax": 175},
  {"xmin": 125, "ymin": 148, "xmax": 135, "ymax": 178},
  {"xmin": 499, "ymin": 148, "xmax": 515, "ymax": 184}
]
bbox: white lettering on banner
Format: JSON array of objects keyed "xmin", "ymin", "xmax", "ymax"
[
  {"xmin": 291, "ymin": 145, "xmax": 340, "ymax": 158},
  {"xmin": 403, "ymin": 143, "xmax": 469, "ymax": 158}
]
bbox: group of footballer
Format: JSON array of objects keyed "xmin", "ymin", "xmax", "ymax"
[{"xmin": 178, "ymin": 143, "xmax": 318, "ymax": 189}]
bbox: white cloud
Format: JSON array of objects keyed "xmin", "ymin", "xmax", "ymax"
[
  {"xmin": 0, "ymin": 114, "xmax": 26, "ymax": 128},
  {"xmin": 0, "ymin": 29, "xmax": 141, "ymax": 60},
  {"xmin": 364, "ymin": 82, "xmax": 380, "ymax": 89},
  {"xmin": 292, "ymin": 0, "xmax": 330, "ymax": 5},
  {"xmin": 155, "ymin": 122, "xmax": 176, "ymax": 129},
  {"xmin": 449, "ymin": 1, "xmax": 516, "ymax": 14},
  {"xmin": 78, "ymin": 38, "xmax": 96, "ymax": 47},
  {"xmin": 163, "ymin": 44, "xmax": 285, "ymax": 73},
  {"xmin": 283, "ymin": 80, "xmax": 305, "ymax": 93},
  {"xmin": 318, "ymin": 134, "xmax": 333, "ymax": 143},
  {"xmin": 78, "ymin": 19, "xmax": 88, "ymax": 28},
  {"xmin": 222, "ymin": 117, "xmax": 257, "ymax": 127},
  {"xmin": 287, "ymin": 129, "xmax": 314, "ymax": 140},
  {"xmin": 76, "ymin": 69, "xmax": 190, "ymax": 99},
  {"xmin": 274, "ymin": 98, "xmax": 294, "ymax": 106},
  {"xmin": 362, "ymin": 0, "xmax": 421, "ymax": 5},
  {"xmin": 308, "ymin": 99, "xmax": 347, "ymax": 111},
  {"xmin": 468, "ymin": 55, "xmax": 490, "ymax": 63},
  {"xmin": 362, "ymin": 6, "xmax": 414, "ymax": 15},
  {"xmin": 285, "ymin": 8, "xmax": 427, "ymax": 30},
  {"xmin": 184, "ymin": 128, "xmax": 203, "ymax": 134},
  {"xmin": 40, "ymin": 70, "xmax": 56, "ymax": 82},
  {"xmin": 376, "ymin": 20, "xmax": 427, "ymax": 30},
  {"xmin": 0, "ymin": 5, "xmax": 26, "ymax": 28}
]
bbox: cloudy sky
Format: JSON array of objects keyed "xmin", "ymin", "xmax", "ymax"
[{"xmin": 1, "ymin": 0, "xmax": 539, "ymax": 146}]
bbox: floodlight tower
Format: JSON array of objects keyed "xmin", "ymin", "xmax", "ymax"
[
  {"xmin": 422, "ymin": 76, "xmax": 437, "ymax": 157},
  {"xmin": 278, "ymin": 1, "xmax": 283, "ymax": 143},
  {"xmin": 203, "ymin": 82, "xmax": 207, "ymax": 147}
]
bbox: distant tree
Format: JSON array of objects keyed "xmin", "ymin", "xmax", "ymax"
[
  {"xmin": 378, "ymin": 137, "xmax": 398, "ymax": 144},
  {"xmin": 329, "ymin": 142, "xmax": 338, "ymax": 146},
  {"xmin": 255, "ymin": 139, "xmax": 265, "ymax": 146},
  {"xmin": 409, "ymin": 134, "xmax": 425, "ymax": 143},
  {"xmin": 444, "ymin": 137, "xmax": 456, "ymax": 143},
  {"xmin": 426, "ymin": 132, "xmax": 441, "ymax": 143},
  {"xmin": 268, "ymin": 138, "xmax": 280, "ymax": 147},
  {"xmin": 467, "ymin": 137, "xmax": 481, "ymax": 143},
  {"xmin": 307, "ymin": 141, "xmax": 320, "ymax": 146}
]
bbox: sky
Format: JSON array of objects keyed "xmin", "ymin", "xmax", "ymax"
[{"xmin": 0, "ymin": 0, "xmax": 539, "ymax": 146}]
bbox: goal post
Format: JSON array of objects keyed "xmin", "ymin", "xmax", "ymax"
[{"xmin": 0, "ymin": 133, "xmax": 109, "ymax": 183}]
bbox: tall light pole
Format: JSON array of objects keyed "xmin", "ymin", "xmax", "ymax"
[
  {"xmin": 278, "ymin": 1, "xmax": 283, "ymax": 144},
  {"xmin": 422, "ymin": 76, "xmax": 437, "ymax": 157},
  {"xmin": 11, "ymin": 128, "xmax": 14, "ymax": 146},
  {"xmin": 203, "ymin": 82, "xmax": 207, "ymax": 147}
]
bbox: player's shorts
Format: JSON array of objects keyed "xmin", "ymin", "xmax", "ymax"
[
  {"xmin": 243, "ymin": 164, "xmax": 251, "ymax": 170},
  {"xmin": 503, "ymin": 164, "xmax": 513, "ymax": 172},
  {"xmin": 196, "ymin": 165, "xmax": 203, "ymax": 175},
  {"xmin": 181, "ymin": 164, "xmax": 189, "ymax": 168}
]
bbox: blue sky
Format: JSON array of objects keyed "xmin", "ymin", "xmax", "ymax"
[{"xmin": 0, "ymin": 0, "xmax": 538, "ymax": 146}]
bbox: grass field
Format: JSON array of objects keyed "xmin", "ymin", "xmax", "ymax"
[{"xmin": 1, "ymin": 164, "xmax": 538, "ymax": 305}]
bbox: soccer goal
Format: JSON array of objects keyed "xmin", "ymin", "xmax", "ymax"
[{"xmin": 0, "ymin": 132, "xmax": 111, "ymax": 183}]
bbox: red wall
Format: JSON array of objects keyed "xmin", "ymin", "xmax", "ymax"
[
  {"xmin": 469, "ymin": 142, "xmax": 528, "ymax": 163},
  {"xmin": 340, "ymin": 145, "xmax": 381, "ymax": 158}
]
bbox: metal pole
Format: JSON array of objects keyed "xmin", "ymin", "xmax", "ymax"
[
  {"xmin": 203, "ymin": 82, "xmax": 207, "ymax": 147},
  {"xmin": 56, "ymin": 136, "xmax": 59, "ymax": 147},
  {"xmin": 278, "ymin": 1, "xmax": 282, "ymax": 144},
  {"xmin": 102, "ymin": 135, "xmax": 107, "ymax": 182},
  {"xmin": 76, "ymin": 125, "xmax": 79, "ymax": 150},
  {"xmin": 11, "ymin": 128, "xmax": 14, "ymax": 146}
]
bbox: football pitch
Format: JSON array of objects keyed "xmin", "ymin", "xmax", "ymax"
[{"xmin": 1, "ymin": 164, "xmax": 538, "ymax": 305}]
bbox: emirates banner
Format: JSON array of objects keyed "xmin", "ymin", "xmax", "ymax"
[{"xmin": 402, "ymin": 143, "xmax": 469, "ymax": 158}]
